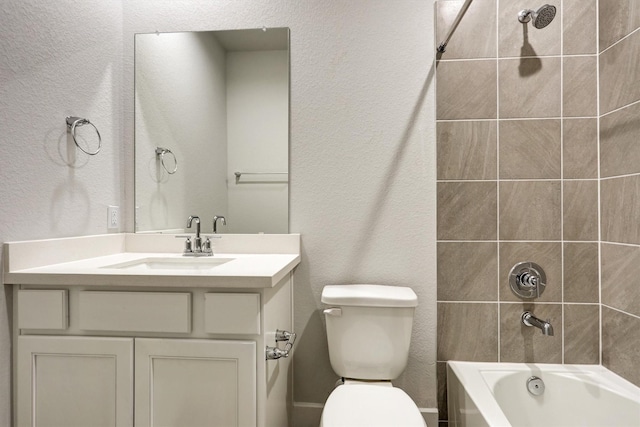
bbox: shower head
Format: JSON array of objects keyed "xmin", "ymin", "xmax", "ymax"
[{"xmin": 518, "ymin": 4, "xmax": 557, "ymax": 29}]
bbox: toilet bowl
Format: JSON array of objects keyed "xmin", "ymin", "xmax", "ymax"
[
  {"xmin": 319, "ymin": 284, "xmax": 427, "ymax": 427},
  {"xmin": 320, "ymin": 381, "xmax": 426, "ymax": 427}
]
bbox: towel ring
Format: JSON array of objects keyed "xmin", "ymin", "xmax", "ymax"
[
  {"xmin": 66, "ymin": 116, "xmax": 101, "ymax": 156},
  {"xmin": 156, "ymin": 147, "xmax": 178, "ymax": 174}
]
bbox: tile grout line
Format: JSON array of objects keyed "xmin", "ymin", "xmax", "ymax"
[
  {"xmin": 437, "ymin": 178, "xmax": 600, "ymax": 182},
  {"xmin": 595, "ymin": 0, "xmax": 603, "ymax": 367},
  {"xmin": 601, "ymin": 304, "xmax": 640, "ymax": 321},
  {"xmin": 436, "ymin": 116, "xmax": 598, "ymax": 122},
  {"xmin": 438, "ymin": 239, "xmax": 601, "ymax": 243},
  {"xmin": 599, "ymin": 98, "xmax": 640, "ymax": 119},
  {"xmin": 437, "ymin": 178, "xmax": 602, "ymax": 183},
  {"xmin": 495, "ymin": 0, "xmax": 501, "ymax": 364},
  {"xmin": 599, "ymin": 24, "xmax": 640, "ymax": 55},
  {"xmin": 600, "ymin": 172, "xmax": 640, "ymax": 181},
  {"xmin": 437, "ymin": 53, "xmax": 598, "ymax": 63},
  {"xmin": 560, "ymin": 0, "xmax": 565, "ymax": 365}
]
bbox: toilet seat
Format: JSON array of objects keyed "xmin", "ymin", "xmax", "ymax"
[{"xmin": 320, "ymin": 382, "xmax": 426, "ymax": 427}]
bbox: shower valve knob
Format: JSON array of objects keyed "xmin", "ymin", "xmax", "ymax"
[{"xmin": 509, "ymin": 261, "xmax": 546, "ymax": 299}]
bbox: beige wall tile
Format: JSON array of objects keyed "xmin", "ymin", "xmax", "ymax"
[
  {"xmin": 499, "ymin": 181, "xmax": 561, "ymax": 240},
  {"xmin": 563, "ymin": 0, "xmax": 597, "ymax": 55},
  {"xmin": 437, "ymin": 302, "xmax": 498, "ymax": 361},
  {"xmin": 437, "ymin": 60, "xmax": 497, "ymax": 119},
  {"xmin": 598, "ymin": 0, "xmax": 640, "ymax": 50},
  {"xmin": 499, "ymin": 58, "xmax": 561, "ymax": 118},
  {"xmin": 438, "ymin": 242, "xmax": 498, "ymax": 301},
  {"xmin": 601, "ymin": 175, "xmax": 640, "ymax": 244},
  {"xmin": 599, "ymin": 30, "xmax": 640, "ymax": 114},
  {"xmin": 564, "ymin": 304, "xmax": 600, "ymax": 364},
  {"xmin": 563, "ymin": 180, "xmax": 598, "ymax": 241},
  {"xmin": 601, "ymin": 243, "xmax": 640, "ymax": 317},
  {"xmin": 437, "ymin": 121, "xmax": 497, "ymax": 180},
  {"xmin": 500, "ymin": 303, "xmax": 562, "ymax": 363},
  {"xmin": 498, "ymin": 0, "xmax": 560, "ymax": 58},
  {"xmin": 499, "ymin": 119, "xmax": 560, "ymax": 179},
  {"xmin": 436, "ymin": 0, "xmax": 496, "ymax": 60},
  {"xmin": 602, "ymin": 306, "xmax": 640, "ymax": 387},
  {"xmin": 600, "ymin": 102, "xmax": 640, "ymax": 177},
  {"xmin": 564, "ymin": 243, "xmax": 599, "ymax": 303},
  {"xmin": 563, "ymin": 119, "xmax": 598, "ymax": 179},
  {"xmin": 499, "ymin": 242, "xmax": 562, "ymax": 303},
  {"xmin": 438, "ymin": 182, "xmax": 497, "ymax": 240},
  {"xmin": 563, "ymin": 56, "xmax": 597, "ymax": 117}
]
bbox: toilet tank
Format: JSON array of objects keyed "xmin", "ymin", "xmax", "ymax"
[{"xmin": 321, "ymin": 284, "xmax": 418, "ymax": 380}]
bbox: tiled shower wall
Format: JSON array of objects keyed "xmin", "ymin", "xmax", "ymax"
[
  {"xmin": 435, "ymin": 0, "xmax": 600, "ymax": 422},
  {"xmin": 598, "ymin": 0, "xmax": 640, "ymax": 388}
]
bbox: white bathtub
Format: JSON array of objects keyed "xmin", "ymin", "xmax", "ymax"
[{"xmin": 447, "ymin": 361, "xmax": 640, "ymax": 427}]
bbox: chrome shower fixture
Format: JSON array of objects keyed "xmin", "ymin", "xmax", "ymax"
[{"xmin": 518, "ymin": 4, "xmax": 556, "ymax": 29}]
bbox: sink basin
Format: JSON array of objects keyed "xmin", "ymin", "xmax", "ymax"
[{"xmin": 103, "ymin": 257, "xmax": 234, "ymax": 271}]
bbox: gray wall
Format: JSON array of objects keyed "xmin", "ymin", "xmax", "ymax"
[{"xmin": 1, "ymin": 0, "xmax": 438, "ymax": 423}]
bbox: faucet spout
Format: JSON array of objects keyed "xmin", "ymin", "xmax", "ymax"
[
  {"xmin": 521, "ymin": 311, "xmax": 554, "ymax": 336},
  {"xmin": 186, "ymin": 215, "xmax": 202, "ymax": 252},
  {"xmin": 213, "ymin": 215, "xmax": 227, "ymax": 234}
]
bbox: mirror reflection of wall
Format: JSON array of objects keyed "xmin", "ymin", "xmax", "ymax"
[{"xmin": 134, "ymin": 28, "xmax": 289, "ymax": 234}]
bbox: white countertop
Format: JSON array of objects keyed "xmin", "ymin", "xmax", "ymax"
[{"xmin": 3, "ymin": 234, "xmax": 300, "ymax": 288}]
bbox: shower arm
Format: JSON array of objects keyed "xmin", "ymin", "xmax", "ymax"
[{"xmin": 437, "ymin": 0, "xmax": 474, "ymax": 53}]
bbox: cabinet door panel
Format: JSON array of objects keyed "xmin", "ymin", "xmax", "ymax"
[
  {"xmin": 135, "ymin": 338, "xmax": 257, "ymax": 427},
  {"xmin": 17, "ymin": 336, "xmax": 133, "ymax": 427}
]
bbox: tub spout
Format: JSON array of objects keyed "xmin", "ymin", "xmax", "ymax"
[{"xmin": 521, "ymin": 311, "xmax": 554, "ymax": 336}]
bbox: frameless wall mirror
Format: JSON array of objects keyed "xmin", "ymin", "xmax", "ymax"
[{"xmin": 134, "ymin": 28, "xmax": 289, "ymax": 234}]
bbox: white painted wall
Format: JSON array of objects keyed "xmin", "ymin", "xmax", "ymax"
[
  {"xmin": 226, "ymin": 50, "xmax": 289, "ymax": 233},
  {"xmin": 123, "ymin": 1, "xmax": 437, "ymax": 422},
  {"xmin": 135, "ymin": 31, "xmax": 227, "ymax": 232},
  {"xmin": 0, "ymin": 0, "xmax": 436, "ymax": 423},
  {"xmin": 0, "ymin": 1, "xmax": 124, "ymax": 423}
]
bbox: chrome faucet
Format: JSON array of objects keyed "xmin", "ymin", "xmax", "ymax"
[
  {"xmin": 184, "ymin": 215, "xmax": 212, "ymax": 256},
  {"xmin": 213, "ymin": 215, "xmax": 226, "ymax": 233},
  {"xmin": 521, "ymin": 311, "xmax": 554, "ymax": 336}
]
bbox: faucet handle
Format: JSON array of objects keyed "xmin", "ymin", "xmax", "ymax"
[
  {"xmin": 201, "ymin": 237, "xmax": 213, "ymax": 255},
  {"xmin": 183, "ymin": 237, "xmax": 193, "ymax": 254}
]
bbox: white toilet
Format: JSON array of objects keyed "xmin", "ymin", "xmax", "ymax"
[{"xmin": 319, "ymin": 284, "xmax": 426, "ymax": 427}]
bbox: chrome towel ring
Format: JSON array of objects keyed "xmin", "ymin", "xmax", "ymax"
[
  {"xmin": 66, "ymin": 116, "xmax": 101, "ymax": 156},
  {"xmin": 156, "ymin": 147, "xmax": 178, "ymax": 174}
]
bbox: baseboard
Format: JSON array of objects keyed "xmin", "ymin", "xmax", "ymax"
[{"xmin": 292, "ymin": 402, "xmax": 323, "ymax": 427}]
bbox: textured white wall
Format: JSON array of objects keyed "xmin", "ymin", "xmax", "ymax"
[
  {"xmin": 124, "ymin": 0, "xmax": 437, "ymax": 414},
  {"xmin": 0, "ymin": 1, "xmax": 124, "ymax": 422},
  {"xmin": 0, "ymin": 0, "xmax": 436, "ymax": 421}
]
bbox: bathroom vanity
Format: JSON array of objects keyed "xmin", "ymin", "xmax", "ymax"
[{"xmin": 3, "ymin": 233, "xmax": 300, "ymax": 427}]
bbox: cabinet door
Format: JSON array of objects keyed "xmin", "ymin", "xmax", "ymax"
[
  {"xmin": 16, "ymin": 336, "xmax": 133, "ymax": 427},
  {"xmin": 135, "ymin": 338, "xmax": 257, "ymax": 427}
]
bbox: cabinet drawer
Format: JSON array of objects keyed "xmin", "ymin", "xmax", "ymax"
[
  {"xmin": 17, "ymin": 290, "xmax": 68, "ymax": 330},
  {"xmin": 78, "ymin": 291, "xmax": 191, "ymax": 333},
  {"xmin": 204, "ymin": 293, "xmax": 260, "ymax": 334}
]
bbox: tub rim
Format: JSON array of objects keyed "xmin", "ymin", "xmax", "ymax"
[{"xmin": 446, "ymin": 361, "xmax": 640, "ymax": 426}]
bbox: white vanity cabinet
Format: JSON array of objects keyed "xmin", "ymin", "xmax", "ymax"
[{"xmin": 12, "ymin": 276, "xmax": 293, "ymax": 427}]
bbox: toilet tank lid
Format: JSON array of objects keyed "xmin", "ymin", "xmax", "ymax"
[{"xmin": 321, "ymin": 284, "xmax": 418, "ymax": 307}]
